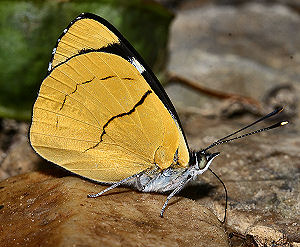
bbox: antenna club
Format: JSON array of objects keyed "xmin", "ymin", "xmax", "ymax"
[
  {"xmin": 278, "ymin": 106, "xmax": 284, "ymax": 113},
  {"xmin": 281, "ymin": 121, "xmax": 288, "ymax": 126}
]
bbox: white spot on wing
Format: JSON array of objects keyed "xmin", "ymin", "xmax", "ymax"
[
  {"xmin": 129, "ymin": 57, "xmax": 145, "ymax": 74},
  {"xmin": 48, "ymin": 62, "xmax": 52, "ymax": 71},
  {"xmin": 52, "ymin": 48, "xmax": 56, "ymax": 55}
]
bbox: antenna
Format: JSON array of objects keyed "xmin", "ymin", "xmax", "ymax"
[{"xmin": 203, "ymin": 107, "xmax": 288, "ymax": 152}]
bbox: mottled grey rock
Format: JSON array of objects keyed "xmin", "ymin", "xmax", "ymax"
[{"xmin": 167, "ymin": 3, "xmax": 300, "ymax": 116}]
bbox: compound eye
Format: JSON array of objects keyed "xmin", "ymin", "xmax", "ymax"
[{"xmin": 198, "ymin": 154, "xmax": 208, "ymax": 169}]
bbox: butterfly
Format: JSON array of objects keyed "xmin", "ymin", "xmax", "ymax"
[{"xmin": 30, "ymin": 13, "xmax": 287, "ymax": 218}]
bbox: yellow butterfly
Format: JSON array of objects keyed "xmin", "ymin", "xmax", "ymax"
[{"xmin": 30, "ymin": 13, "xmax": 287, "ymax": 217}]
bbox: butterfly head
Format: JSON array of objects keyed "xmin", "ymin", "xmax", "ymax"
[
  {"xmin": 199, "ymin": 151, "xmax": 220, "ymax": 169},
  {"xmin": 190, "ymin": 151, "xmax": 220, "ymax": 173}
]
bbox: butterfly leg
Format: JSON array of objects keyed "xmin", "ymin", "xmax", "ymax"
[
  {"xmin": 87, "ymin": 172, "xmax": 141, "ymax": 198},
  {"xmin": 160, "ymin": 175, "xmax": 192, "ymax": 217}
]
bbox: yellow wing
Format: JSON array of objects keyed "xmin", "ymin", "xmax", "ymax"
[
  {"xmin": 30, "ymin": 52, "xmax": 189, "ymax": 183},
  {"xmin": 51, "ymin": 16, "xmax": 119, "ymax": 70}
]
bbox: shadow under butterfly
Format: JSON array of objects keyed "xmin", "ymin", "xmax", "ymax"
[{"xmin": 30, "ymin": 13, "xmax": 288, "ymax": 220}]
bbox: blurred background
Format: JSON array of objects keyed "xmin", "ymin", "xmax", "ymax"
[{"xmin": 0, "ymin": 0, "xmax": 299, "ymax": 246}]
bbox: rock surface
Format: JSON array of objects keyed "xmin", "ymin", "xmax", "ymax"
[
  {"xmin": 167, "ymin": 3, "xmax": 300, "ymax": 118},
  {"xmin": 0, "ymin": 171, "xmax": 229, "ymax": 247}
]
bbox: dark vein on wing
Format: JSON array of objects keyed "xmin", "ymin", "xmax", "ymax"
[
  {"xmin": 62, "ymin": 54, "xmax": 137, "ymax": 149},
  {"xmin": 59, "ymin": 76, "xmax": 96, "ymax": 111},
  {"xmin": 40, "ymin": 82, "xmax": 102, "ymax": 128},
  {"xmin": 90, "ymin": 52, "xmax": 151, "ymax": 144},
  {"xmin": 59, "ymin": 77, "xmax": 94, "ymax": 110},
  {"xmin": 59, "ymin": 62, "xmax": 115, "ymax": 126},
  {"xmin": 85, "ymin": 90, "xmax": 152, "ymax": 152},
  {"xmin": 82, "ymin": 54, "xmax": 148, "ymax": 138},
  {"xmin": 99, "ymin": 75, "xmax": 132, "ymax": 81},
  {"xmin": 100, "ymin": 75, "xmax": 115, "ymax": 80},
  {"xmin": 85, "ymin": 53, "xmax": 128, "ymax": 111},
  {"xmin": 96, "ymin": 51, "xmax": 152, "ymax": 145}
]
